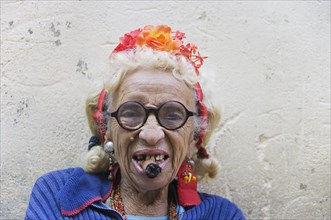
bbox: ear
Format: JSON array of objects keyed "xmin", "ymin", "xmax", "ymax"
[{"xmin": 104, "ymin": 133, "xmax": 112, "ymax": 142}]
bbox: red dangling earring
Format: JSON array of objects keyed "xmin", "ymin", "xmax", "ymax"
[
  {"xmin": 181, "ymin": 159, "xmax": 197, "ymax": 183},
  {"xmin": 177, "ymin": 158, "xmax": 201, "ymax": 207},
  {"xmin": 108, "ymin": 157, "xmax": 119, "ymax": 181}
]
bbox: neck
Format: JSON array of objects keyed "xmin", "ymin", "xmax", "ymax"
[{"xmin": 120, "ymin": 180, "xmax": 169, "ymax": 217}]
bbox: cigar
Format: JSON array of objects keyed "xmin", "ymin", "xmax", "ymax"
[{"xmin": 142, "ymin": 160, "xmax": 162, "ymax": 178}]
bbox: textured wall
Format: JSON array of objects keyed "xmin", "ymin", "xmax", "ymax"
[{"xmin": 1, "ymin": 1, "xmax": 330, "ymax": 219}]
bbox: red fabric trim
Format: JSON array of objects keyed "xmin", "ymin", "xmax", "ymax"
[
  {"xmin": 92, "ymin": 89, "xmax": 107, "ymax": 141},
  {"xmin": 61, "ymin": 197, "xmax": 102, "ymax": 216},
  {"xmin": 102, "ymin": 183, "xmax": 113, "ymax": 202},
  {"xmin": 197, "ymin": 102, "xmax": 209, "ymax": 146},
  {"xmin": 194, "ymin": 83, "xmax": 210, "ymax": 158},
  {"xmin": 197, "ymin": 146, "xmax": 209, "ymax": 159},
  {"xmin": 195, "ymin": 83, "xmax": 203, "ymax": 101}
]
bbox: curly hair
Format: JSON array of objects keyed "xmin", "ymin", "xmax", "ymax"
[{"xmin": 84, "ymin": 47, "xmax": 221, "ymax": 180}]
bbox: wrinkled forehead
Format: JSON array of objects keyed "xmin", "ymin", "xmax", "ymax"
[
  {"xmin": 111, "ymin": 68, "xmax": 196, "ymax": 109},
  {"xmin": 106, "ymin": 49, "xmax": 198, "ymax": 94}
]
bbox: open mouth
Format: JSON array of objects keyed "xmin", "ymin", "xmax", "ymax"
[{"xmin": 132, "ymin": 150, "xmax": 170, "ymax": 173}]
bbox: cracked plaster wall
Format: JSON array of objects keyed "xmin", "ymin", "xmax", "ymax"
[{"xmin": 1, "ymin": 1, "xmax": 330, "ymax": 219}]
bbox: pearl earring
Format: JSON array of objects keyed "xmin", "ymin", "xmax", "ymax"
[{"xmin": 104, "ymin": 141, "xmax": 114, "ymax": 153}]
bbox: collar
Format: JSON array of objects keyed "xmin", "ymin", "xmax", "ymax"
[{"xmin": 57, "ymin": 168, "xmax": 112, "ymax": 216}]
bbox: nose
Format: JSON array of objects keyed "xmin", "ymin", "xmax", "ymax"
[{"xmin": 139, "ymin": 115, "xmax": 165, "ymax": 145}]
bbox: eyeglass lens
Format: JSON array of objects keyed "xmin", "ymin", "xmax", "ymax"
[{"xmin": 116, "ymin": 101, "xmax": 189, "ymax": 130}]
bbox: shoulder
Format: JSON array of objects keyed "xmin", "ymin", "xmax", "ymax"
[
  {"xmin": 34, "ymin": 167, "xmax": 81, "ymax": 186},
  {"xmin": 182, "ymin": 193, "xmax": 246, "ymax": 220},
  {"xmin": 25, "ymin": 167, "xmax": 94, "ymax": 219},
  {"xmin": 30, "ymin": 167, "xmax": 85, "ymax": 197},
  {"xmin": 199, "ymin": 192, "xmax": 240, "ymax": 208},
  {"xmin": 25, "ymin": 167, "xmax": 112, "ymax": 219},
  {"xmin": 25, "ymin": 167, "xmax": 83, "ymax": 219},
  {"xmin": 28, "ymin": 167, "xmax": 81, "ymax": 197}
]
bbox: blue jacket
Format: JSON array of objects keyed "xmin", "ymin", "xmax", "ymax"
[{"xmin": 25, "ymin": 167, "xmax": 245, "ymax": 220}]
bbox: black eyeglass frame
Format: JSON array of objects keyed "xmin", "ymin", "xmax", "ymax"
[{"xmin": 110, "ymin": 101, "xmax": 197, "ymax": 131}]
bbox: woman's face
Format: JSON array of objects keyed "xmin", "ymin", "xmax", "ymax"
[{"xmin": 109, "ymin": 68, "xmax": 196, "ymax": 192}]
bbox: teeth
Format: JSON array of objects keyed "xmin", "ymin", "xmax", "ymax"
[
  {"xmin": 158, "ymin": 155, "xmax": 163, "ymax": 160},
  {"xmin": 135, "ymin": 154, "xmax": 166, "ymax": 162},
  {"xmin": 155, "ymin": 155, "xmax": 165, "ymax": 161}
]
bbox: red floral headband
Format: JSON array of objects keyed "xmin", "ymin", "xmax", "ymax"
[{"xmin": 111, "ymin": 25, "xmax": 207, "ymax": 74}]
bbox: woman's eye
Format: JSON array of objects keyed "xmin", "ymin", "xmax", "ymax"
[
  {"xmin": 165, "ymin": 113, "xmax": 182, "ymax": 121},
  {"xmin": 121, "ymin": 111, "xmax": 140, "ymax": 118}
]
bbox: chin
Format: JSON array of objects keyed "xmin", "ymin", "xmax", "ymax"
[{"xmin": 129, "ymin": 167, "xmax": 174, "ymax": 192}]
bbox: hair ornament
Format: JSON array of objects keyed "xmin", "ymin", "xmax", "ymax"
[
  {"xmin": 195, "ymin": 82, "xmax": 210, "ymax": 159},
  {"xmin": 104, "ymin": 141, "xmax": 114, "ymax": 153},
  {"xmin": 88, "ymin": 136, "xmax": 101, "ymax": 151},
  {"xmin": 111, "ymin": 25, "xmax": 207, "ymax": 74},
  {"xmin": 197, "ymin": 147, "xmax": 209, "ymax": 159},
  {"xmin": 92, "ymin": 89, "xmax": 107, "ymax": 141}
]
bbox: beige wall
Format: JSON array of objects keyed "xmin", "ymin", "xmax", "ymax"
[{"xmin": 1, "ymin": 1, "xmax": 330, "ymax": 219}]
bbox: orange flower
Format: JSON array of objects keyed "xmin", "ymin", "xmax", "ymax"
[
  {"xmin": 111, "ymin": 25, "xmax": 207, "ymax": 74},
  {"xmin": 136, "ymin": 25, "xmax": 182, "ymax": 53}
]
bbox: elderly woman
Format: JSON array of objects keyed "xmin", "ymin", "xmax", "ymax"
[{"xmin": 25, "ymin": 25, "xmax": 245, "ymax": 220}]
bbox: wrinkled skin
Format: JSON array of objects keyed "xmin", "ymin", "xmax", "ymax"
[{"xmin": 107, "ymin": 68, "xmax": 196, "ymax": 216}]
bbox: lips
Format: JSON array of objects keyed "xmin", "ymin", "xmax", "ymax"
[{"xmin": 132, "ymin": 149, "xmax": 170, "ymax": 173}]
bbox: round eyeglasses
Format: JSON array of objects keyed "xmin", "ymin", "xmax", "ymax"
[{"xmin": 110, "ymin": 101, "xmax": 196, "ymax": 131}]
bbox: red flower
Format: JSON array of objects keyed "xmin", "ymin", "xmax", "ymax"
[
  {"xmin": 111, "ymin": 25, "xmax": 207, "ymax": 75},
  {"xmin": 180, "ymin": 43, "xmax": 207, "ymax": 74},
  {"xmin": 112, "ymin": 28, "xmax": 141, "ymax": 53},
  {"xmin": 174, "ymin": 31, "xmax": 186, "ymax": 41}
]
